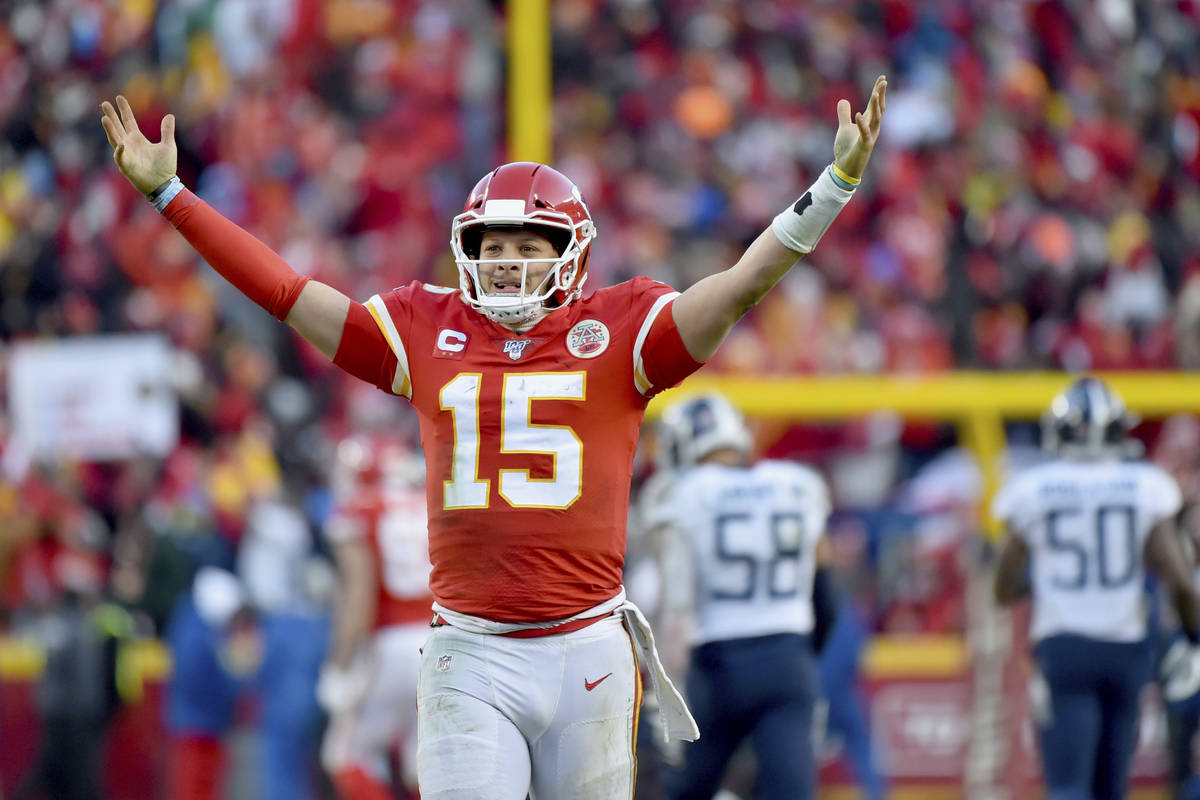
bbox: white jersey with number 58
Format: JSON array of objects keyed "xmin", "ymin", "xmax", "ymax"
[
  {"xmin": 992, "ymin": 459, "xmax": 1182, "ymax": 643},
  {"xmin": 659, "ymin": 460, "xmax": 830, "ymax": 646}
]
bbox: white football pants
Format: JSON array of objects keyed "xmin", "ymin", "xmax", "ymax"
[{"xmin": 416, "ymin": 614, "xmax": 641, "ymax": 799}]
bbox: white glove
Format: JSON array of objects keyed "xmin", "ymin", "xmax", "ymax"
[
  {"xmin": 316, "ymin": 658, "xmax": 372, "ymax": 714},
  {"xmin": 1161, "ymin": 640, "xmax": 1200, "ymax": 703},
  {"xmin": 1028, "ymin": 670, "xmax": 1052, "ymax": 728}
]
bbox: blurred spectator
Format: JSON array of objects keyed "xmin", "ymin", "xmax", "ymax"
[
  {"xmin": 252, "ymin": 557, "xmax": 330, "ymax": 800},
  {"xmin": 12, "ymin": 576, "xmax": 133, "ymax": 800},
  {"xmin": 164, "ymin": 567, "xmax": 259, "ymax": 800},
  {"xmin": 241, "ymin": 497, "xmax": 331, "ymax": 800}
]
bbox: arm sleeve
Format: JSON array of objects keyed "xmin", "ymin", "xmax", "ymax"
[
  {"xmin": 164, "ymin": 190, "xmax": 410, "ymax": 394},
  {"xmin": 162, "ymin": 190, "xmax": 309, "ymax": 321}
]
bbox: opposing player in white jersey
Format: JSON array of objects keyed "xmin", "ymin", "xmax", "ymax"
[
  {"xmin": 993, "ymin": 377, "xmax": 1200, "ymax": 800},
  {"xmin": 318, "ymin": 434, "xmax": 432, "ymax": 800},
  {"xmin": 649, "ymin": 393, "xmax": 837, "ymax": 800}
]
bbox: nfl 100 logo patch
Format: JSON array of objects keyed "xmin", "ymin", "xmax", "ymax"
[
  {"xmin": 566, "ymin": 319, "xmax": 610, "ymax": 359},
  {"xmin": 503, "ymin": 339, "xmax": 532, "ymax": 361},
  {"xmin": 436, "ymin": 654, "xmax": 453, "ymax": 672}
]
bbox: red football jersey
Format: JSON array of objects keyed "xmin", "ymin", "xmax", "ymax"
[
  {"xmin": 362, "ymin": 277, "xmax": 702, "ymax": 621},
  {"xmin": 326, "ymin": 485, "xmax": 434, "ymax": 628}
]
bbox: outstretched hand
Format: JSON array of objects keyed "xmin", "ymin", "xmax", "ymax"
[
  {"xmin": 100, "ymin": 95, "xmax": 177, "ymax": 196},
  {"xmin": 833, "ymin": 75, "xmax": 887, "ymax": 181}
]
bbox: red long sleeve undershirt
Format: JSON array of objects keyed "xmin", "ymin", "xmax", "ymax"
[
  {"xmin": 162, "ymin": 189, "xmax": 397, "ymax": 391},
  {"xmin": 163, "ymin": 189, "xmax": 310, "ymax": 321}
]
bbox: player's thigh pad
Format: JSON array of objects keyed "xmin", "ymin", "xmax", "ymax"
[
  {"xmin": 416, "ymin": 627, "xmax": 532, "ymax": 799},
  {"xmin": 528, "ymin": 616, "xmax": 640, "ymax": 800}
]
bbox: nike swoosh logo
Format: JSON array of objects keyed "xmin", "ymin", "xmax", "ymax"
[{"xmin": 584, "ymin": 673, "xmax": 613, "ymax": 692}]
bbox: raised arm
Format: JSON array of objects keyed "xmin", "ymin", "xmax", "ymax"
[
  {"xmin": 671, "ymin": 75, "xmax": 887, "ymax": 361},
  {"xmin": 100, "ymin": 96, "xmax": 353, "ymax": 359}
]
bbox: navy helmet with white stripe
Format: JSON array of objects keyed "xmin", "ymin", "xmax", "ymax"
[
  {"xmin": 1041, "ymin": 377, "xmax": 1137, "ymax": 459},
  {"xmin": 657, "ymin": 392, "xmax": 752, "ymax": 470}
]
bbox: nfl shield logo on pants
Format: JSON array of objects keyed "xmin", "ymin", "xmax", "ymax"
[{"xmin": 437, "ymin": 654, "xmax": 453, "ymax": 672}]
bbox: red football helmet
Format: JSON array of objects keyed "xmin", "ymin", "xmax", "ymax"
[
  {"xmin": 332, "ymin": 434, "xmax": 423, "ymax": 498},
  {"xmin": 451, "ymin": 162, "xmax": 597, "ymax": 324}
]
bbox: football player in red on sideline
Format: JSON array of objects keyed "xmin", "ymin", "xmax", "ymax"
[
  {"xmin": 100, "ymin": 73, "xmax": 886, "ymax": 800},
  {"xmin": 317, "ymin": 435, "xmax": 431, "ymax": 800}
]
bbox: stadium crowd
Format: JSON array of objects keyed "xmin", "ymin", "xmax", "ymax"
[{"xmin": 2, "ymin": 0, "xmax": 1200, "ymax": 795}]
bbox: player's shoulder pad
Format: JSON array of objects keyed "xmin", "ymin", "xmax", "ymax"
[
  {"xmin": 638, "ymin": 468, "xmax": 680, "ymax": 506},
  {"xmin": 755, "ymin": 459, "xmax": 827, "ymax": 487},
  {"xmin": 595, "ymin": 275, "xmax": 679, "ymax": 300},
  {"xmin": 1135, "ymin": 459, "xmax": 1183, "ymax": 504},
  {"xmin": 992, "ymin": 461, "xmax": 1051, "ymax": 519},
  {"xmin": 1135, "ymin": 459, "xmax": 1176, "ymax": 483},
  {"xmin": 757, "ymin": 460, "xmax": 832, "ymax": 512},
  {"xmin": 382, "ymin": 279, "xmax": 456, "ymax": 303},
  {"xmin": 629, "ymin": 275, "xmax": 677, "ymax": 291},
  {"xmin": 1006, "ymin": 459, "xmax": 1054, "ymax": 491}
]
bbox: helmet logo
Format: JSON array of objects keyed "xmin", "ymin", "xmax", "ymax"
[
  {"xmin": 566, "ymin": 319, "xmax": 609, "ymax": 359},
  {"xmin": 503, "ymin": 339, "xmax": 533, "ymax": 361}
]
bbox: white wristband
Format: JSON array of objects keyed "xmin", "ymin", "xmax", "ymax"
[
  {"xmin": 770, "ymin": 166, "xmax": 856, "ymax": 255},
  {"xmin": 149, "ymin": 176, "xmax": 185, "ymax": 213}
]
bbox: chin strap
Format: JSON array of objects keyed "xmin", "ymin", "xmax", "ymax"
[{"xmin": 479, "ymin": 299, "xmax": 543, "ymax": 325}]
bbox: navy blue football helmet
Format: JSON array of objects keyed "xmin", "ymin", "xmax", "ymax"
[
  {"xmin": 1041, "ymin": 377, "xmax": 1137, "ymax": 458},
  {"xmin": 657, "ymin": 393, "xmax": 752, "ymax": 470}
]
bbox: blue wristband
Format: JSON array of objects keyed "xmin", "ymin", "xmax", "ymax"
[{"xmin": 827, "ymin": 165, "xmax": 859, "ymax": 191}]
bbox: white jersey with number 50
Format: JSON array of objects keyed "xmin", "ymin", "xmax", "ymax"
[
  {"xmin": 992, "ymin": 459, "xmax": 1182, "ymax": 643},
  {"xmin": 661, "ymin": 460, "xmax": 830, "ymax": 646}
]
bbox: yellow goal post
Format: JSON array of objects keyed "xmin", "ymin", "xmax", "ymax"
[{"xmin": 647, "ymin": 371, "xmax": 1200, "ymax": 538}]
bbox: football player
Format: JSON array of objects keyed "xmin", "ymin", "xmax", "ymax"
[
  {"xmin": 317, "ymin": 434, "xmax": 431, "ymax": 800},
  {"xmin": 98, "ymin": 73, "xmax": 886, "ymax": 800},
  {"xmin": 649, "ymin": 393, "xmax": 837, "ymax": 800},
  {"xmin": 993, "ymin": 377, "xmax": 1200, "ymax": 800}
]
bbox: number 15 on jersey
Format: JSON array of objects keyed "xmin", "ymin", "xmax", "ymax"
[{"xmin": 440, "ymin": 372, "xmax": 586, "ymax": 511}]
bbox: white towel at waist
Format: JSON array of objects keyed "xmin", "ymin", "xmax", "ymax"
[{"xmin": 431, "ymin": 588, "xmax": 699, "ymax": 743}]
